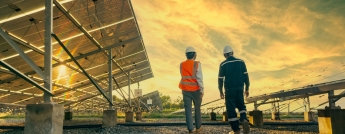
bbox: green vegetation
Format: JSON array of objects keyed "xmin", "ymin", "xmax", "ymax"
[
  {"xmin": 0, "ymin": 114, "xmax": 25, "ymax": 118},
  {"xmin": 160, "ymin": 93, "xmax": 184, "ymax": 109},
  {"xmin": 263, "ymin": 114, "xmax": 304, "ymax": 119}
]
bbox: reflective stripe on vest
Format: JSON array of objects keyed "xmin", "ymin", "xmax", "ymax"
[{"xmin": 179, "ymin": 60, "xmax": 200, "ymax": 91}]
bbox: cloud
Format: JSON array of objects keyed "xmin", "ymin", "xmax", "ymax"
[{"xmin": 131, "ymin": 0, "xmax": 345, "ymax": 109}]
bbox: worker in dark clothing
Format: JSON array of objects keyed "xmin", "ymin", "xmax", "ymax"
[{"xmin": 218, "ymin": 45, "xmax": 250, "ymax": 134}]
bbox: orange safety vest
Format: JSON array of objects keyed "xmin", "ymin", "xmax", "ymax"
[{"xmin": 179, "ymin": 60, "xmax": 200, "ymax": 91}]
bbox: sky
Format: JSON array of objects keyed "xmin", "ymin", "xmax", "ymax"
[{"xmin": 129, "ymin": 0, "xmax": 345, "ymax": 111}]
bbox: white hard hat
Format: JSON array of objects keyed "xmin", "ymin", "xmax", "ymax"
[
  {"xmin": 185, "ymin": 46, "xmax": 196, "ymax": 53},
  {"xmin": 223, "ymin": 46, "xmax": 233, "ymax": 54}
]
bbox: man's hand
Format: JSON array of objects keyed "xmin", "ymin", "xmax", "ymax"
[
  {"xmin": 220, "ymin": 94, "xmax": 224, "ymax": 99},
  {"xmin": 245, "ymin": 91, "xmax": 249, "ymax": 98},
  {"xmin": 200, "ymin": 92, "xmax": 204, "ymax": 98}
]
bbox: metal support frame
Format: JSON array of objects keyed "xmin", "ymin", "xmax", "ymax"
[
  {"xmin": 291, "ymin": 105, "xmax": 305, "ymax": 113},
  {"xmin": 310, "ymin": 90, "xmax": 345, "ymax": 110},
  {"xmin": 254, "ymin": 101, "xmax": 258, "ymax": 110},
  {"xmin": 328, "ymin": 90, "xmax": 336, "ymax": 108},
  {"xmin": 52, "ymin": 34, "xmax": 113, "ymax": 106},
  {"xmin": 29, "ymin": 75, "xmax": 96, "ymax": 97},
  {"xmin": 54, "ymin": 62, "xmax": 146, "ymax": 98},
  {"xmin": 108, "ymin": 49, "xmax": 113, "ymax": 109},
  {"xmin": 53, "ymin": 0, "xmax": 136, "ymax": 84},
  {"xmin": 56, "ymin": 36, "xmax": 141, "ymax": 66},
  {"xmin": 128, "ymin": 71, "xmax": 131, "ymax": 109},
  {"xmin": 43, "ymin": 0, "xmax": 53, "ymax": 102},
  {"xmin": 306, "ymin": 96, "xmax": 310, "ymax": 111},
  {"xmin": 328, "ymin": 93, "xmax": 345, "ymax": 99},
  {"xmin": 246, "ymin": 79, "xmax": 345, "ymax": 103},
  {"xmin": 0, "ymin": 29, "xmax": 45, "ymax": 79},
  {"xmin": 287, "ymin": 101, "xmax": 290, "ymax": 115},
  {"xmin": 62, "ymin": 68, "xmax": 142, "ymax": 107},
  {"xmin": 0, "ymin": 60, "xmax": 53, "ymax": 96},
  {"xmin": 0, "ymin": 33, "xmax": 141, "ymax": 86}
]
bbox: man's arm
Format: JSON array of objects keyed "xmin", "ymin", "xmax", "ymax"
[
  {"xmin": 196, "ymin": 62, "xmax": 204, "ymax": 93},
  {"xmin": 218, "ymin": 63, "xmax": 225, "ymax": 94},
  {"xmin": 242, "ymin": 61, "xmax": 250, "ymax": 91}
]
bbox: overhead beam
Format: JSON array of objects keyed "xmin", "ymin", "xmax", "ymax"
[
  {"xmin": 0, "ymin": 29, "xmax": 45, "ymax": 79},
  {"xmin": 328, "ymin": 93, "xmax": 345, "ymax": 99},
  {"xmin": 256, "ymin": 100, "xmax": 280, "ymax": 106},
  {"xmin": 0, "ymin": 68, "xmax": 13, "ymax": 74},
  {"xmin": 0, "ymin": 60, "xmax": 53, "ymax": 96}
]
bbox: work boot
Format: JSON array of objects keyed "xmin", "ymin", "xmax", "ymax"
[
  {"xmin": 188, "ymin": 130, "xmax": 194, "ymax": 134},
  {"xmin": 242, "ymin": 120, "xmax": 250, "ymax": 134},
  {"xmin": 195, "ymin": 127, "xmax": 203, "ymax": 134}
]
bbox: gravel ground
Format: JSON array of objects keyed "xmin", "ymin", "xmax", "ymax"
[
  {"xmin": 0, "ymin": 118, "xmax": 319, "ymax": 134},
  {"xmin": 0, "ymin": 119, "xmax": 25, "ymax": 126},
  {"xmin": 0, "ymin": 125, "xmax": 319, "ymax": 134}
]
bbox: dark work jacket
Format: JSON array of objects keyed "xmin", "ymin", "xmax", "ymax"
[{"xmin": 218, "ymin": 56, "xmax": 250, "ymax": 94}]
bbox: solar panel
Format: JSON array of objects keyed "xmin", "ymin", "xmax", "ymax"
[{"xmin": 0, "ymin": 0, "xmax": 153, "ymax": 108}]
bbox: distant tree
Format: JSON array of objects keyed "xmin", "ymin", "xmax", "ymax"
[
  {"xmin": 176, "ymin": 96, "xmax": 184, "ymax": 109},
  {"xmin": 160, "ymin": 92, "xmax": 172, "ymax": 109},
  {"xmin": 113, "ymin": 95, "xmax": 123, "ymax": 102}
]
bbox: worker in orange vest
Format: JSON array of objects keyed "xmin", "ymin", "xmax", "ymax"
[{"xmin": 179, "ymin": 46, "xmax": 204, "ymax": 134}]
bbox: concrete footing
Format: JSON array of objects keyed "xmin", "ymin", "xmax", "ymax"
[
  {"xmin": 136, "ymin": 112, "xmax": 142, "ymax": 121},
  {"xmin": 24, "ymin": 103, "xmax": 63, "ymax": 134},
  {"xmin": 304, "ymin": 112, "xmax": 315, "ymax": 122},
  {"xmin": 222, "ymin": 112, "xmax": 228, "ymax": 121},
  {"xmin": 125, "ymin": 111, "xmax": 134, "ymax": 122},
  {"xmin": 271, "ymin": 112, "xmax": 280, "ymax": 120},
  {"xmin": 102, "ymin": 110, "xmax": 117, "ymax": 127},
  {"xmin": 318, "ymin": 109, "xmax": 345, "ymax": 134},
  {"xmin": 65, "ymin": 112, "xmax": 73, "ymax": 120},
  {"xmin": 210, "ymin": 112, "xmax": 216, "ymax": 121},
  {"xmin": 249, "ymin": 110, "xmax": 263, "ymax": 127}
]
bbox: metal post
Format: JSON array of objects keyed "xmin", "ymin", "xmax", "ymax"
[
  {"xmin": 303, "ymin": 98, "xmax": 307, "ymax": 111},
  {"xmin": 108, "ymin": 49, "xmax": 113, "ymax": 110},
  {"xmin": 92, "ymin": 99, "xmax": 94, "ymax": 114},
  {"xmin": 254, "ymin": 101, "xmax": 258, "ymax": 110},
  {"xmin": 43, "ymin": 0, "xmax": 53, "ymax": 103},
  {"xmin": 128, "ymin": 71, "xmax": 131, "ymax": 108},
  {"xmin": 306, "ymin": 96, "xmax": 310, "ymax": 112},
  {"xmin": 288, "ymin": 100, "xmax": 290, "ymax": 115},
  {"xmin": 328, "ymin": 91, "xmax": 336, "ymax": 108},
  {"xmin": 138, "ymin": 97, "xmax": 140, "ymax": 111}
]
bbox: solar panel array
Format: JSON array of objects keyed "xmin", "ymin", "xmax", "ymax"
[{"xmin": 0, "ymin": 0, "xmax": 153, "ymax": 108}]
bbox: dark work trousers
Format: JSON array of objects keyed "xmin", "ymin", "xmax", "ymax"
[
  {"xmin": 182, "ymin": 90, "xmax": 202, "ymax": 131},
  {"xmin": 225, "ymin": 89, "xmax": 248, "ymax": 132}
]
